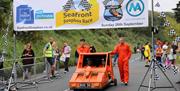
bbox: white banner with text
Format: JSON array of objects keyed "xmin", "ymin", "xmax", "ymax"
[{"xmin": 13, "ymin": 0, "xmax": 148, "ymax": 31}]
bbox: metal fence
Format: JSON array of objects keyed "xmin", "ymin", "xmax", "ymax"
[{"xmin": 0, "ymin": 56, "xmax": 65, "ymax": 90}]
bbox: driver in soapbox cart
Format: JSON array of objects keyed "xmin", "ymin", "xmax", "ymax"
[{"xmin": 69, "ymin": 52, "xmax": 117, "ymax": 90}]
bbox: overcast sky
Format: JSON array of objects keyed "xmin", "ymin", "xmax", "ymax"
[{"xmin": 148, "ymin": 0, "xmax": 179, "ymax": 12}]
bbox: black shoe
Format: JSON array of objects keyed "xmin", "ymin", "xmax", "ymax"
[
  {"xmin": 145, "ymin": 65, "xmax": 149, "ymax": 67},
  {"xmin": 176, "ymin": 81, "xmax": 180, "ymax": 84},
  {"xmin": 124, "ymin": 82, "xmax": 128, "ymax": 86},
  {"xmin": 50, "ymin": 75, "xmax": 56, "ymax": 79}
]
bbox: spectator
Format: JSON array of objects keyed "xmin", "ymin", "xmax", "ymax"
[
  {"xmin": 52, "ymin": 41, "xmax": 60, "ymax": 77},
  {"xmin": 62, "ymin": 42, "xmax": 71, "ymax": 73},
  {"xmin": 140, "ymin": 45, "xmax": 145, "ymax": 61},
  {"xmin": 156, "ymin": 38, "xmax": 163, "ymax": 47},
  {"xmin": 74, "ymin": 50, "xmax": 79, "ymax": 65},
  {"xmin": 166, "ymin": 43, "xmax": 174, "ymax": 69},
  {"xmin": 136, "ymin": 43, "xmax": 141, "ymax": 53},
  {"xmin": 144, "ymin": 42, "xmax": 151, "ymax": 67},
  {"xmin": 165, "ymin": 42, "xmax": 178, "ymax": 72},
  {"xmin": 155, "ymin": 44, "xmax": 163, "ymax": 68},
  {"xmin": 21, "ymin": 43, "xmax": 35, "ymax": 80},
  {"xmin": 172, "ymin": 42, "xmax": 178, "ymax": 64},
  {"xmin": 162, "ymin": 42, "xmax": 168, "ymax": 63},
  {"xmin": 134, "ymin": 46, "xmax": 137, "ymax": 54},
  {"xmin": 176, "ymin": 42, "xmax": 180, "ymax": 84},
  {"xmin": 171, "ymin": 42, "xmax": 179, "ymax": 73},
  {"xmin": 43, "ymin": 37, "xmax": 55, "ymax": 78},
  {"xmin": 90, "ymin": 45, "xmax": 96, "ymax": 53}
]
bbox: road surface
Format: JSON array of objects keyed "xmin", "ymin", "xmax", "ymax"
[{"xmin": 18, "ymin": 54, "xmax": 180, "ymax": 91}]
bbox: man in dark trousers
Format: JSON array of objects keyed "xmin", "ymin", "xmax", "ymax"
[{"xmin": 43, "ymin": 37, "xmax": 55, "ymax": 78}]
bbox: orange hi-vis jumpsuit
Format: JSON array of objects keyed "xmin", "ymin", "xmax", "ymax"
[
  {"xmin": 112, "ymin": 43, "xmax": 132, "ymax": 83},
  {"xmin": 77, "ymin": 45, "xmax": 90, "ymax": 54}
]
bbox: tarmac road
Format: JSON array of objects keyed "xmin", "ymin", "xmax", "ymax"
[{"xmin": 19, "ymin": 54, "xmax": 180, "ymax": 91}]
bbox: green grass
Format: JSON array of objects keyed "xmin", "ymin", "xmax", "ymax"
[
  {"xmin": 0, "ymin": 29, "xmax": 151, "ymax": 67},
  {"xmin": 0, "ymin": 12, "xmax": 180, "ymax": 68}
]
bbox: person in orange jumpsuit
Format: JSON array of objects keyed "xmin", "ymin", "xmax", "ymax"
[
  {"xmin": 111, "ymin": 37, "xmax": 132, "ymax": 85},
  {"xmin": 77, "ymin": 39, "xmax": 90, "ymax": 54}
]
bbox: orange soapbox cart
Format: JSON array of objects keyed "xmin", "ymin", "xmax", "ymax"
[{"xmin": 69, "ymin": 52, "xmax": 117, "ymax": 91}]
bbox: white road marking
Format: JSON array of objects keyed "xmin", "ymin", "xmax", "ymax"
[
  {"xmin": 64, "ymin": 88, "xmax": 70, "ymax": 91},
  {"xmin": 131, "ymin": 57, "xmax": 141, "ymax": 63}
]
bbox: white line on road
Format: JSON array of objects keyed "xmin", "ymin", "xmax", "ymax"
[
  {"xmin": 64, "ymin": 88, "xmax": 70, "ymax": 91},
  {"xmin": 131, "ymin": 57, "xmax": 141, "ymax": 63}
]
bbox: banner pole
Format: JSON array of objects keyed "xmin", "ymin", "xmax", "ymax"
[
  {"xmin": 147, "ymin": 0, "xmax": 155, "ymax": 91},
  {"xmin": 6, "ymin": 0, "xmax": 18, "ymax": 90},
  {"xmin": 151, "ymin": 0, "xmax": 155, "ymax": 51}
]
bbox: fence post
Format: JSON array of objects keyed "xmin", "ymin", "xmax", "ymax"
[{"xmin": 34, "ymin": 57, "xmax": 36, "ymax": 76}]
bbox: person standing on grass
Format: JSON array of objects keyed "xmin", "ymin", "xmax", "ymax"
[
  {"xmin": 62, "ymin": 42, "xmax": 71, "ymax": 73},
  {"xmin": 111, "ymin": 37, "xmax": 132, "ymax": 86},
  {"xmin": 21, "ymin": 43, "xmax": 35, "ymax": 80}
]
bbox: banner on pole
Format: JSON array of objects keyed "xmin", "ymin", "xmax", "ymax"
[{"xmin": 13, "ymin": 0, "xmax": 148, "ymax": 31}]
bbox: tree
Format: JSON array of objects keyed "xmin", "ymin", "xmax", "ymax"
[
  {"xmin": 0, "ymin": 0, "xmax": 11, "ymax": 30},
  {"xmin": 173, "ymin": 1, "xmax": 180, "ymax": 23}
]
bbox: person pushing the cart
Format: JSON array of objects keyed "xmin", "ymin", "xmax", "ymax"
[{"xmin": 111, "ymin": 37, "xmax": 132, "ymax": 86}]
